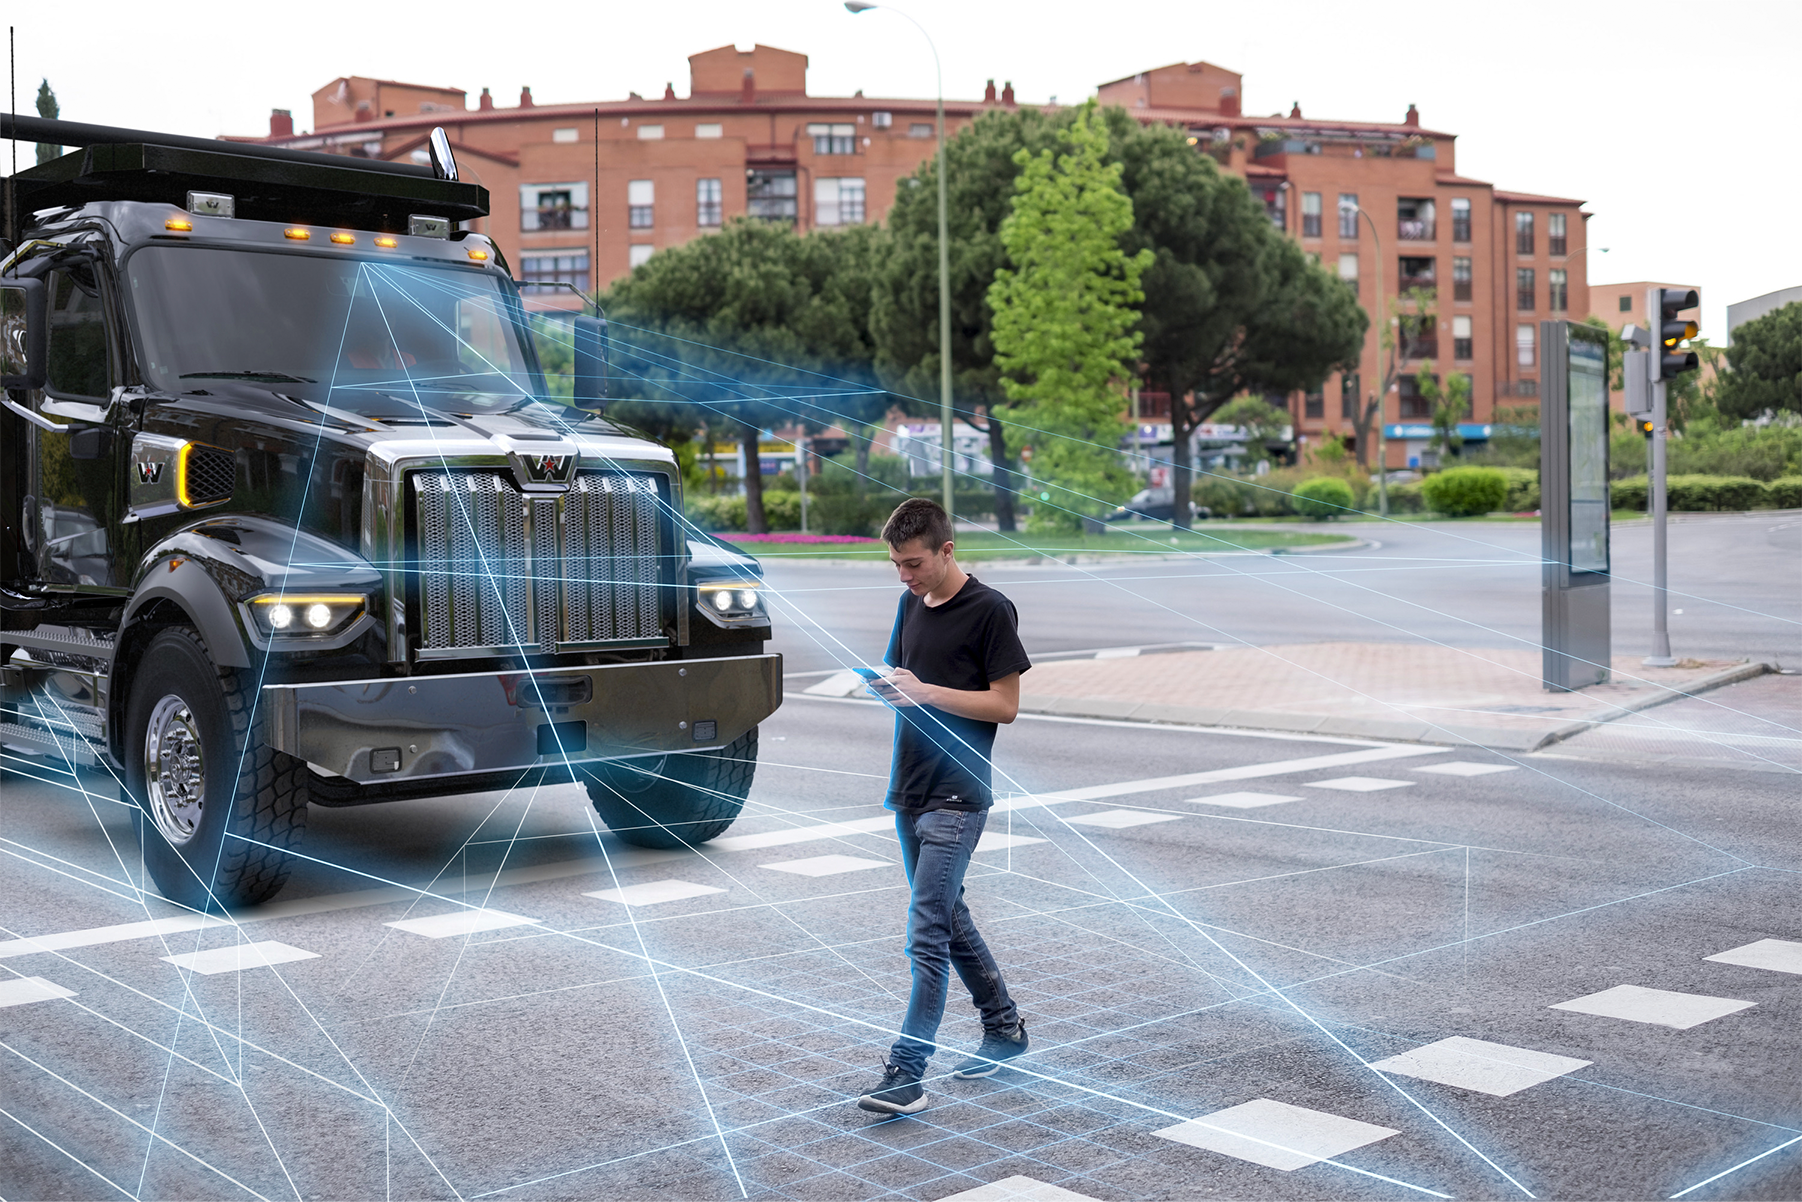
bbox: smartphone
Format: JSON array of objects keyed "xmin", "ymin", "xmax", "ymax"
[{"xmin": 852, "ymin": 667, "xmax": 885, "ymax": 681}]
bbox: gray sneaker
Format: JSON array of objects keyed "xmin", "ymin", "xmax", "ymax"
[
  {"xmin": 952, "ymin": 1019, "xmax": 1029, "ymax": 1079},
  {"xmin": 857, "ymin": 1063, "xmax": 928, "ymax": 1114}
]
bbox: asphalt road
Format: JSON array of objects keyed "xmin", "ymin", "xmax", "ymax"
[
  {"xmin": 3, "ymin": 691, "xmax": 1798, "ymax": 1201},
  {"xmin": 759, "ymin": 512, "xmax": 1802, "ymax": 676}
]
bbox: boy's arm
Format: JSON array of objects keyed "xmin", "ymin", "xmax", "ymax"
[{"xmin": 872, "ymin": 670, "xmax": 1021, "ymax": 724}]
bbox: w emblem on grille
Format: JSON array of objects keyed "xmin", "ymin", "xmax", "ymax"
[
  {"xmin": 508, "ymin": 448, "xmax": 578, "ymax": 491},
  {"xmin": 136, "ymin": 462, "xmax": 164, "ymax": 484}
]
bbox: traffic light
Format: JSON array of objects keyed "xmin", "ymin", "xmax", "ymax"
[
  {"xmin": 1657, "ymin": 288, "xmax": 1699, "ymax": 380},
  {"xmin": 1639, "ymin": 419, "xmax": 1655, "ymax": 436}
]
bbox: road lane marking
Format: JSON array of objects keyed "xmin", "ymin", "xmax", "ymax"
[
  {"xmin": 1186, "ymin": 792, "xmax": 1304, "ymax": 809},
  {"xmin": 760, "ymin": 854, "xmax": 890, "ymax": 877},
  {"xmin": 160, "ymin": 940, "xmax": 319, "ymax": 976},
  {"xmin": 1063, "ymin": 810, "xmax": 1183, "ymax": 829},
  {"xmin": 1414, "ymin": 761, "xmax": 1520, "ymax": 776},
  {"xmin": 0, "ymin": 976, "xmax": 77, "ymax": 1006},
  {"xmin": 585, "ymin": 880, "xmax": 726, "ymax": 906},
  {"xmin": 935, "ymin": 1175, "xmax": 1104, "ymax": 1202},
  {"xmin": 1550, "ymin": 984, "xmax": 1754, "ymax": 1029},
  {"xmin": 1154, "ymin": 1098, "xmax": 1399, "ymax": 1171},
  {"xmin": 1370, "ymin": 1036, "xmax": 1590, "ymax": 1097},
  {"xmin": 1704, "ymin": 939, "xmax": 1802, "ymax": 976},
  {"xmin": 977, "ymin": 832, "xmax": 1046, "ymax": 852},
  {"xmin": 384, "ymin": 910, "xmax": 540, "ymax": 939},
  {"xmin": 0, "ymin": 915, "xmax": 232, "ymax": 960},
  {"xmin": 1305, "ymin": 777, "xmax": 1415, "ymax": 792}
]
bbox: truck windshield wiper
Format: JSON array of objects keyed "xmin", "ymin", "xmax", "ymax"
[{"xmin": 180, "ymin": 370, "xmax": 318, "ymax": 384}]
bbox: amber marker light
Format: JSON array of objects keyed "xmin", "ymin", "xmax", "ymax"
[
  {"xmin": 284, "ymin": 227, "xmax": 311, "ymax": 240},
  {"xmin": 467, "ymin": 248, "xmax": 489, "ymax": 261},
  {"xmin": 165, "ymin": 217, "xmax": 194, "ymax": 232},
  {"xmin": 175, "ymin": 443, "xmax": 195, "ymax": 508},
  {"xmin": 374, "ymin": 236, "xmax": 399, "ymax": 249},
  {"xmin": 330, "ymin": 232, "xmax": 356, "ymax": 245}
]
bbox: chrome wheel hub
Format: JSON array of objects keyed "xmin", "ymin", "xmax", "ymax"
[{"xmin": 144, "ymin": 695, "xmax": 206, "ymax": 845}]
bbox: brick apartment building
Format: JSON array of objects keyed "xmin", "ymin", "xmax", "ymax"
[{"xmin": 240, "ymin": 45, "xmax": 1593, "ymax": 467}]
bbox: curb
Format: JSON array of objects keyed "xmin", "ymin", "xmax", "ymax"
[{"xmin": 1017, "ymin": 660, "xmax": 1774, "ymax": 752}]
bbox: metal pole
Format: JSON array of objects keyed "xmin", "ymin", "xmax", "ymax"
[
  {"xmin": 936, "ymin": 82, "xmax": 954, "ymax": 520},
  {"xmin": 1645, "ymin": 377, "xmax": 1675, "ymax": 666},
  {"xmin": 797, "ymin": 434, "xmax": 809, "ymax": 534}
]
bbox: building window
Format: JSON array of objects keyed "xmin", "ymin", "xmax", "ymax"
[
  {"xmin": 908, "ymin": 122, "xmax": 935, "ymax": 138},
  {"xmin": 1549, "ymin": 212, "xmax": 1567, "ymax": 257},
  {"xmin": 1517, "ymin": 323, "xmax": 1536, "ymax": 367},
  {"xmin": 1549, "ymin": 268, "xmax": 1568, "ymax": 312},
  {"xmin": 808, "ymin": 123, "xmax": 857, "ymax": 155},
  {"xmin": 1517, "ymin": 267, "xmax": 1536, "ymax": 311},
  {"xmin": 1453, "ymin": 257, "xmax": 1472, "ymax": 302},
  {"xmin": 1618, "ymin": 294, "xmax": 1633, "ymax": 313},
  {"xmin": 1451, "ymin": 197, "xmax": 1471, "ymax": 243},
  {"xmin": 1337, "ymin": 253, "xmax": 1358, "ymax": 295},
  {"xmin": 1301, "ymin": 192, "xmax": 1322, "ymax": 238},
  {"xmin": 1453, "ymin": 315, "xmax": 1473, "ymax": 360},
  {"xmin": 695, "ymin": 123, "xmax": 723, "ymax": 139},
  {"xmin": 628, "ymin": 179, "xmax": 655, "ymax": 229},
  {"xmin": 637, "ymin": 124, "xmax": 664, "ymax": 140},
  {"xmin": 1341, "ymin": 373, "xmax": 1361, "ymax": 420},
  {"xmin": 629, "ymin": 245, "xmax": 654, "ymax": 269},
  {"xmin": 696, "ymin": 178, "xmax": 722, "ymax": 227},
  {"xmin": 1515, "ymin": 211, "xmax": 1534, "ymax": 255},
  {"xmin": 1399, "ymin": 256, "xmax": 1436, "ymax": 293},
  {"xmin": 872, "ymin": 111, "xmax": 892, "ymax": 128},
  {"xmin": 1398, "ymin": 375, "xmax": 1435, "ymax": 419},
  {"xmin": 1397, "ymin": 197, "xmax": 1435, "ymax": 241},
  {"xmin": 1338, "ymin": 193, "xmax": 1359, "ymax": 239},
  {"xmin": 520, "ymin": 251, "xmax": 589, "ymax": 294},
  {"xmin": 1304, "ymin": 389, "xmax": 1324, "ymax": 419},
  {"xmin": 519, "ymin": 182, "xmax": 588, "ymax": 231},
  {"xmin": 552, "ymin": 127, "xmax": 578, "ymax": 144},
  {"xmin": 1399, "ymin": 312, "xmax": 1438, "ymax": 359},
  {"xmin": 1260, "ymin": 184, "xmax": 1286, "ymax": 229},
  {"xmin": 746, "ymin": 168, "xmax": 797, "ymax": 222},
  {"xmin": 815, "ymin": 177, "xmax": 866, "ymax": 226}
]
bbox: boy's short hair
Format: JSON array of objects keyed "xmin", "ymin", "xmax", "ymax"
[{"xmin": 882, "ymin": 498, "xmax": 954, "ymax": 552}]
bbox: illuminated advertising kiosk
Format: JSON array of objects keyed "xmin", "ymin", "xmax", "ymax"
[{"xmin": 1539, "ymin": 320, "xmax": 1612, "ymax": 691}]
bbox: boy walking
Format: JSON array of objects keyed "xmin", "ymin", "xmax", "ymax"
[{"xmin": 856, "ymin": 499, "xmax": 1032, "ymax": 1116}]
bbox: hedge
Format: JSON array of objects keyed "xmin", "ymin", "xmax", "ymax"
[
  {"xmin": 1291, "ymin": 476, "xmax": 1357, "ymax": 519},
  {"xmin": 1610, "ymin": 474, "xmax": 1791, "ymax": 512},
  {"xmin": 1495, "ymin": 467, "xmax": 1540, "ymax": 512},
  {"xmin": 687, "ymin": 488, "xmax": 997, "ymax": 535},
  {"xmin": 1768, "ymin": 477, "xmax": 1802, "ymax": 508},
  {"xmin": 1420, "ymin": 467, "xmax": 1508, "ymax": 517}
]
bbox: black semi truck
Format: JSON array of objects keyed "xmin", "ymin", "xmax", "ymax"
[{"xmin": 0, "ymin": 115, "xmax": 781, "ymax": 908}]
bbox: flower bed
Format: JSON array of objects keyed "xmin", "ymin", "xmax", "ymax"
[{"xmin": 717, "ymin": 532, "xmax": 881, "ymax": 544}]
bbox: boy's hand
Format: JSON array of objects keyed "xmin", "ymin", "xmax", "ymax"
[{"xmin": 868, "ymin": 668, "xmax": 929, "ymax": 708}]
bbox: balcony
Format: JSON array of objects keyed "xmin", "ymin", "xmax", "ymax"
[
  {"xmin": 1397, "ymin": 218, "xmax": 1436, "ymax": 241},
  {"xmin": 1402, "ymin": 334, "xmax": 1439, "ymax": 360},
  {"xmin": 1398, "ymin": 257, "xmax": 1437, "ymax": 294}
]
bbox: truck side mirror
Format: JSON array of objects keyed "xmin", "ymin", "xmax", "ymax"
[
  {"xmin": 1, "ymin": 278, "xmax": 48, "ymax": 391},
  {"xmin": 573, "ymin": 313, "xmax": 609, "ymax": 411}
]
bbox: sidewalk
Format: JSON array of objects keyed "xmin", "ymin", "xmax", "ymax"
[{"xmin": 1014, "ymin": 642, "xmax": 1772, "ymax": 751}]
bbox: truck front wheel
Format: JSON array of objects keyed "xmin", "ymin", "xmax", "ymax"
[
  {"xmin": 123, "ymin": 627, "xmax": 308, "ymax": 908},
  {"xmin": 583, "ymin": 728, "xmax": 758, "ymax": 849}
]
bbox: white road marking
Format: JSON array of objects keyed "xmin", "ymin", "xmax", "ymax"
[
  {"xmin": 1551, "ymin": 984, "xmax": 1754, "ymax": 1029},
  {"xmin": 1185, "ymin": 791, "xmax": 1304, "ymax": 809},
  {"xmin": 1305, "ymin": 776, "xmax": 1415, "ymax": 792},
  {"xmin": 384, "ymin": 910, "xmax": 540, "ymax": 939},
  {"xmin": 1704, "ymin": 939, "xmax": 1802, "ymax": 976},
  {"xmin": 1063, "ymin": 810, "xmax": 1183, "ymax": 830},
  {"xmin": 585, "ymin": 880, "xmax": 726, "ymax": 906},
  {"xmin": 760, "ymin": 854, "xmax": 891, "ymax": 878},
  {"xmin": 0, "ymin": 976, "xmax": 77, "ymax": 1007},
  {"xmin": 934, "ymin": 1175, "xmax": 1104, "ymax": 1201},
  {"xmin": 712, "ymin": 816, "xmax": 896, "ymax": 852},
  {"xmin": 976, "ymin": 832, "xmax": 1046, "ymax": 852},
  {"xmin": 1370, "ymin": 1036, "xmax": 1591, "ymax": 1096},
  {"xmin": 1093, "ymin": 647, "xmax": 1142, "ymax": 659},
  {"xmin": 802, "ymin": 670, "xmax": 869, "ymax": 698},
  {"xmin": 160, "ymin": 940, "xmax": 319, "ymax": 976},
  {"xmin": 0, "ymin": 914, "xmax": 231, "ymax": 960},
  {"xmin": 1414, "ymin": 761, "xmax": 1520, "ymax": 777},
  {"xmin": 1155, "ymin": 1098, "xmax": 1398, "ymax": 1171}
]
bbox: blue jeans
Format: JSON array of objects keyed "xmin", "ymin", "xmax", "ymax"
[{"xmin": 889, "ymin": 807, "xmax": 1020, "ymax": 1076}]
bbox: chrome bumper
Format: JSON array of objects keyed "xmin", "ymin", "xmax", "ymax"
[{"xmin": 263, "ymin": 654, "xmax": 782, "ymax": 785}]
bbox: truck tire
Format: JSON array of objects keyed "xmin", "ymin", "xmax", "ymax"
[
  {"xmin": 123, "ymin": 627, "xmax": 307, "ymax": 908},
  {"xmin": 584, "ymin": 727, "xmax": 758, "ymax": 849}
]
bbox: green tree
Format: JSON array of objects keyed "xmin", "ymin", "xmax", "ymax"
[
  {"xmin": 35, "ymin": 79, "xmax": 61, "ymax": 165},
  {"xmin": 1715, "ymin": 302, "xmax": 1802, "ymax": 421},
  {"xmin": 1413, "ymin": 361, "xmax": 1472, "ymax": 460},
  {"xmin": 987, "ymin": 103, "xmax": 1151, "ymax": 533},
  {"xmin": 1348, "ymin": 286, "xmax": 1436, "ymax": 471},
  {"xmin": 603, "ymin": 220, "xmax": 888, "ymax": 532},
  {"xmin": 1209, "ymin": 395, "xmax": 1292, "ymax": 470}
]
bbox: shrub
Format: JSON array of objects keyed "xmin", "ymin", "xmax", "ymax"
[
  {"xmin": 1767, "ymin": 477, "xmax": 1802, "ymax": 508},
  {"xmin": 1495, "ymin": 467, "xmax": 1540, "ymax": 512},
  {"xmin": 1612, "ymin": 477, "xmax": 1649, "ymax": 511},
  {"xmin": 1667, "ymin": 475, "xmax": 1765, "ymax": 511},
  {"xmin": 1420, "ymin": 467, "xmax": 1507, "ymax": 516},
  {"xmin": 1383, "ymin": 480, "xmax": 1424, "ymax": 513},
  {"xmin": 1291, "ymin": 476, "xmax": 1357, "ymax": 519}
]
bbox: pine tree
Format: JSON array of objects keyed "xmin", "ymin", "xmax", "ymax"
[
  {"xmin": 36, "ymin": 79, "xmax": 62, "ymax": 165},
  {"xmin": 987, "ymin": 102, "xmax": 1151, "ymax": 533}
]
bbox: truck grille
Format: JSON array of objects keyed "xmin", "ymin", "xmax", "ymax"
[{"xmin": 412, "ymin": 470, "xmax": 666, "ymax": 655}]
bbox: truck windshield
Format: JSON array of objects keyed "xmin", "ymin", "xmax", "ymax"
[{"xmin": 126, "ymin": 246, "xmax": 541, "ymax": 413}]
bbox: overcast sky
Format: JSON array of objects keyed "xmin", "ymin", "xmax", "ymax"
[{"xmin": 7, "ymin": 0, "xmax": 1795, "ymax": 336}]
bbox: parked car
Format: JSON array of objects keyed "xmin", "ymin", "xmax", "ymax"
[{"xmin": 1104, "ymin": 487, "xmax": 1209, "ymax": 523}]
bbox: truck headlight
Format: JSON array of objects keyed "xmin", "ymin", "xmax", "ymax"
[
  {"xmin": 695, "ymin": 581, "xmax": 760, "ymax": 619},
  {"xmin": 249, "ymin": 594, "xmax": 367, "ymax": 638}
]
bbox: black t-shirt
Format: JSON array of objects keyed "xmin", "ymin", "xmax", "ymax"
[{"xmin": 884, "ymin": 576, "xmax": 1032, "ymax": 812}]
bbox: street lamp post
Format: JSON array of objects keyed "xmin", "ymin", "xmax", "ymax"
[
  {"xmin": 1341, "ymin": 198, "xmax": 1387, "ymax": 515},
  {"xmin": 847, "ymin": 1, "xmax": 955, "ymax": 521}
]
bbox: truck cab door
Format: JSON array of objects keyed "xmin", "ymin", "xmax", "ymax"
[{"xmin": 24, "ymin": 264, "xmax": 126, "ymax": 590}]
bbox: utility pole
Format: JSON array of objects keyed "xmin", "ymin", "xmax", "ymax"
[{"xmin": 1640, "ymin": 287, "xmax": 1699, "ymax": 667}]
